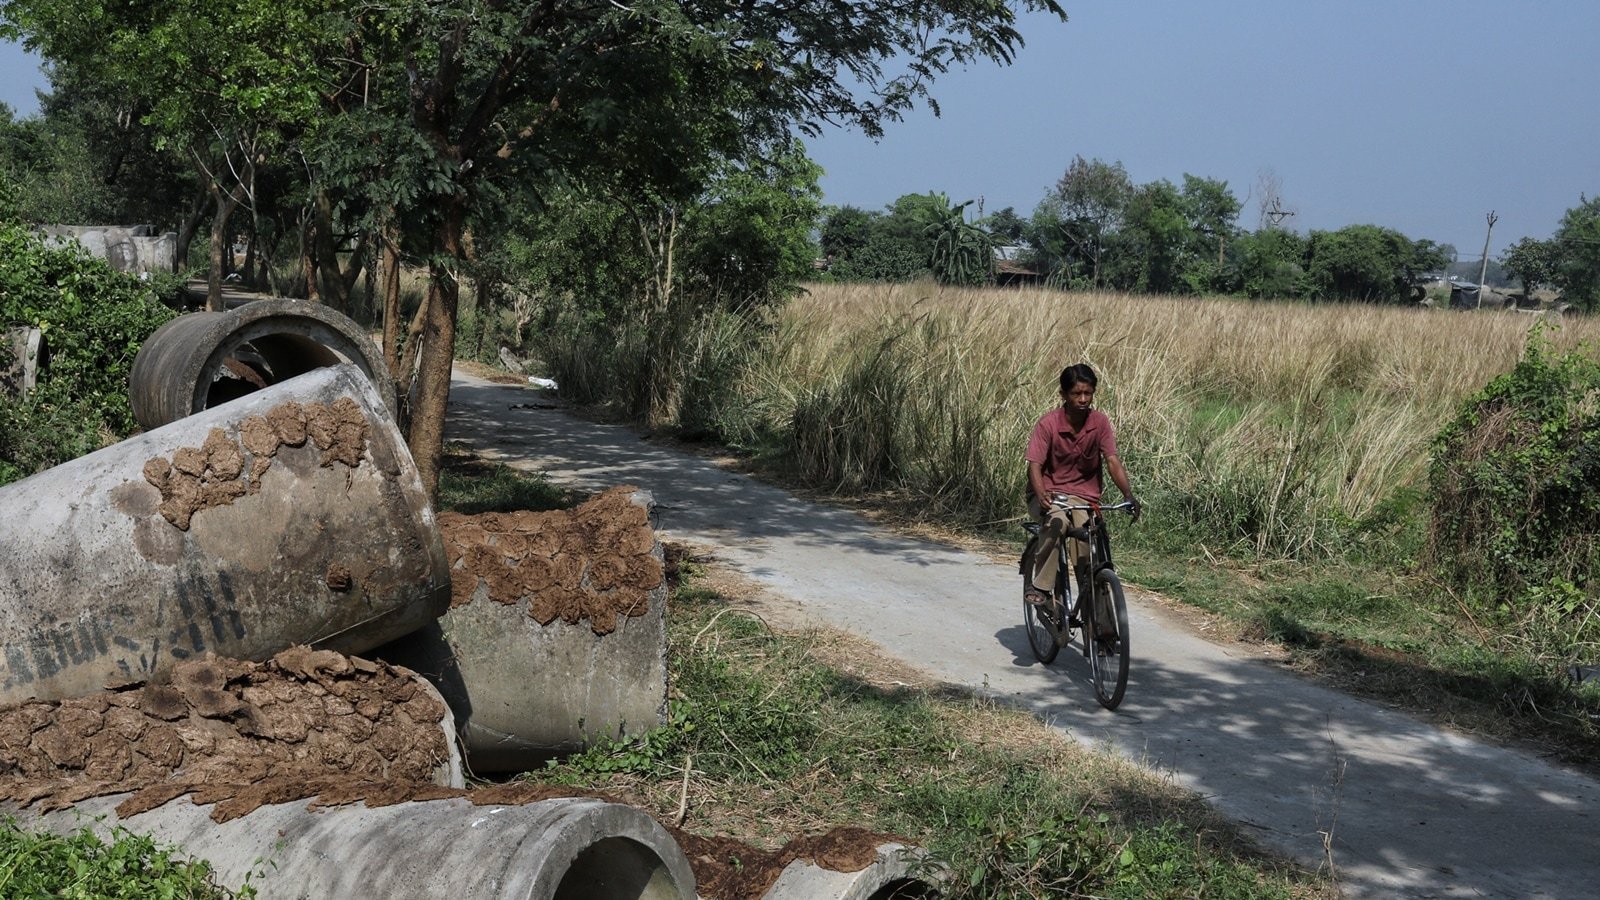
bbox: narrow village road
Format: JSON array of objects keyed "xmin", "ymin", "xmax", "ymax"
[{"xmin": 448, "ymin": 372, "xmax": 1596, "ymax": 899}]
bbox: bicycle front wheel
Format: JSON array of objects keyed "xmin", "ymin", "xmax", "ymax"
[
  {"xmin": 1088, "ymin": 569, "xmax": 1130, "ymax": 709},
  {"xmin": 1023, "ymin": 579, "xmax": 1060, "ymax": 664}
]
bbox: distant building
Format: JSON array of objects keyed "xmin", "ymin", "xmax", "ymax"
[{"xmin": 992, "ymin": 245, "xmax": 1042, "ymax": 287}]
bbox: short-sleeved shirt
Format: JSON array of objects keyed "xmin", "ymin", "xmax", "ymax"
[{"xmin": 1024, "ymin": 407, "xmax": 1118, "ymax": 502}]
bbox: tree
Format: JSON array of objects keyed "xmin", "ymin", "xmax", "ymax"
[
  {"xmin": 1552, "ymin": 195, "xmax": 1600, "ymax": 311},
  {"xmin": 372, "ymin": 1, "xmax": 1068, "ymax": 495},
  {"xmin": 820, "ymin": 205, "xmax": 876, "ymax": 262},
  {"xmin": 1501, "ymin": 237, "xmax": 1559, "ymax": 302},
  {"xmin": 983, "ymin": 206, "xmax": 1028, "ymax": 245},
  {"xmin": 1231, "ymin": 228, "xmax": 1308, "ymax": 299},
  {"xmin": 5, "ymin": 0, "xmax": 1070, "ymax": 496},
  {"xmin": 925, "ymin": 197, "xmax": 992, "ymax": 286},
  {"xmin": 2, "ymin": 0, "xmax": 334, "ymax": 308},
  {"xmin": 1254, "ymin": 167, "xmax": 1293, "ymax": 231},
  {"xmin": 677, "ymin": 147, "xmax": 824, "ymax": 308},
  {"xmin": 1047, "ymin": 156, "xmax": 1132, "ymax": 288},
  {"xmin": 1304, "ymin": 225, "xmax": 1446, "ymax": 303},
  {"xmin": 1117, "ymin": 179, "xmax": 1188, "ymax": 294},
  {"xmin": 1178, "ymin": 174, "xmax": 1241, "ymax": 292}
]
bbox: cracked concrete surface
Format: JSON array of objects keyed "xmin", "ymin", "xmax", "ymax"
[{"xmin": 449, "ymin": 371, "xmax": 1598, "ymax": 899}]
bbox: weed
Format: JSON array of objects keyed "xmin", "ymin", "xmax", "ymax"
[{"xmin": 0, "ymin": 816, "xmax": 252, "ymax": 899}]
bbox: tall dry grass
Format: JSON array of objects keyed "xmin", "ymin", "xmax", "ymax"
[{"xmin": 752, "ymin": 281, "xmax": 1600, "ymax": 561}]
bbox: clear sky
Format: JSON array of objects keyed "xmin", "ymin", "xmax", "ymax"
[
  {"xmin": 805, "ymin": 0, "xmax": 1599, "ymax": 259},
  {"xmin": 1, "ymin": 2, "xmax": 1594, "ymax": 258}
]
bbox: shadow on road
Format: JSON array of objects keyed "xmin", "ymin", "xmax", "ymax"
[{"xmin": 448, "ymin": 374, "xmax": 1599, "ymax": 899}]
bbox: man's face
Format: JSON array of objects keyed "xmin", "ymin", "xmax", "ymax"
[{"xmin": 1062, "ymin": 382, "xmax": 1095, "ymax": 413}]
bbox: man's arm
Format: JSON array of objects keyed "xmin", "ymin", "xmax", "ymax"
[
  {"xmin": 1104, "ymin": 452, "xmax": 1140, "ymax": 521},
  {"xmin": 1027, "ymin": 459, "xmax": 1049, "ymax": 505}
]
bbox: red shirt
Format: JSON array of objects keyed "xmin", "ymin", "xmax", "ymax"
[{"xmin": 1024, "ymin": 407, "xmax": 1118, "ymax": 502}]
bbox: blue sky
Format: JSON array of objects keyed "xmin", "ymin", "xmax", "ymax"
[
  {"xmin": 1, "ymin": 1, "xmax": 1594, "ymax": 258},
  {"xmin": 804, "ymin": 0, "xmax": 1599, "ymax": 258}
]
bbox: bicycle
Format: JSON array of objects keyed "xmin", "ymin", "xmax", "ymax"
[{"xmin": 1019, "ymin": 497, "xmax": 1135, "ymax": 710}]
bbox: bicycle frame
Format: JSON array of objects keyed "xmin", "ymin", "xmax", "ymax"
[
  {"xmin": 1036, "ymin": 496, "xmax": 1131, "ymax": 604},
  {"xmin": 1021, "ymin": 496, "xmax": 1136, "ymax": 709}
]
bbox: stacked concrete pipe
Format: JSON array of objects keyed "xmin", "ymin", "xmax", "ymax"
[
  {"xmin": 13, "ymin": 794, "xmax": 696, "ymax": 900},
  {"xmin": 0, "ymin": 364, "xmax": 449, "ymax": 702},
  {"xmin": 377, "ymin": 490, "xmax": 670, "ymax": 772},
  {"xmin": 761, "ymin": 843, "xmax": 939, "ymax": 899},
  {"xmin": 129, "ymin": 298, "xmax": 396, "ymax": 431}
]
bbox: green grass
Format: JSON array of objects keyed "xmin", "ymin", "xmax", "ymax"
[
  {"xmin": 436, "ymin": 443, "xmax": 570, "ymax": 514},
  {"xmin": 0, "ymin": 817, "xmax": 252, "ymax": 899},
  {"xmin": 537, "ymin": 555, "xmax": 1329, "ymax": 899}
]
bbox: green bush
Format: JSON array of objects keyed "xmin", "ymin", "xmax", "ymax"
[
  {"xmin": 0, "ymin": 221, "xmax": 174, "ymax": 484},
  {"xmin": 0, "ymin": 817, "xmax": 251, "ymax": 898},
  {"xmin": 1428, "ymin": 330, "xmax": 1600, "ymax": 652}
]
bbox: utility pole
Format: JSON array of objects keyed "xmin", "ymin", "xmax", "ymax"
[{"xmin": 1476, "ymin": 210, "xmax": 1498, "ymax": 308}]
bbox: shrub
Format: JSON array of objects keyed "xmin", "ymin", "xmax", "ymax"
[
  {"xmin": 1428, "ymin": 329, "xmax": 1600, "ymax": 653},
  {"xmin": 0, "ymin": 223, "xmax": 176, "ymax": 484}
]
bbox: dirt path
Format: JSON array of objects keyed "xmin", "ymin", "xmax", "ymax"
[{"xmin": 448, "ymin": 372, "xmax": 1596, "ymax": 899}]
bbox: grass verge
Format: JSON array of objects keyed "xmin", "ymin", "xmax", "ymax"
[{"xmin": 531, "ymin": 545, "xmax": 1331, "ymax": 899}]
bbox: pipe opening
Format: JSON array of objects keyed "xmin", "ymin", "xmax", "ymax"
[
  {"xmin": 552, "ymin": 836, "xmax": 686, "ymax": 900},
  {"xmin": 205, "ymin": 333, "xmax": 343, "ymax": 409},
  {"xmin": 869, "ymin": 878, "xmax": 939, "ymax": 899}
]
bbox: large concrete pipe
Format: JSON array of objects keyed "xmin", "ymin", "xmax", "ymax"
[
  {"xmin": 376, "ymin": 489, "xmax": 668, "ymax": 772},
  {"xmin": 129, "ymin": 298, "xmax": 395, "ymax": 431},
  {"xmin": 38, "ymin": 224, "xmax": 177, "ymax": 275},
  {"xmin": 1, "ymin": 326, "xmax": 44, "ymax": 399},
  {"xmin": 0, "ymin": 364, "xmax": 449, "ymax": 703},
  {"xmin": 13, "ymin": 793, "xmax": 696, "ymax": 900},
  {"xmin": 763, "ymin": 843, "xmax": 938, "ymax": 899}
]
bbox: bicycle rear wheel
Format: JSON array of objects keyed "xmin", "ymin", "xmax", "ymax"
[
  {"xmin": 1022, "ymin": 579, "xmax": 1060, "ymax": 664},
  {"xmin": 1088, "ymin": 569, "xmax": 1130, "ymax": 710}
]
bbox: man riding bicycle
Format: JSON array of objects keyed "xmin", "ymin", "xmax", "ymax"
[{"xmin": 1024, "ymin": 364, "xmax": 1140, "ymax": 632}]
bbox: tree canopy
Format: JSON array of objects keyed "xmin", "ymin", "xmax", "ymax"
[{"xmin": 1, "ymin": 0, "xmax": 1069, "ymax": 493}]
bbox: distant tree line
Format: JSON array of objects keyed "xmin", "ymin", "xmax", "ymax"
[{"xmin": 820, "ymin": 156, "xmax": 1600, "ymax": 309}]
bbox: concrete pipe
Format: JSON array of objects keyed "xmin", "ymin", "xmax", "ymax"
[
  {"xmin": 0, "ymin": 364, "xmax": 449, "ymax": 703},
  {"xmin": 129, "ymin": 298, "xmax": 395, "ymax": 431},
  {"xmin": 1, "ymin": 326, "xmax": 45, "ymax": 399},
  {"xmin": 762, "ymin": 843, "xmax": 939, "ymax": 900},
  {"xmin": 375, "ymin": 489, "xmax": 669, "ymax": 772},
  {"xmin": 14, "ymin": 794, "xmax": 696, "ymax": 900}
]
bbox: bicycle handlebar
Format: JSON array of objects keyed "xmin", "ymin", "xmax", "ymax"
[
  {"xmin": 1046, "ymin": 497, "xmax": 1137, "ymax": 513},
  {"xmin": 1044, "ymin": 497, "xmax": 1137, "ymax": 541}
]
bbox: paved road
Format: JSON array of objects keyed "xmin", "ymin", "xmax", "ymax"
[{"xmin": 448, "ymin": 372, "xmax": 1597, "ymax": 899}]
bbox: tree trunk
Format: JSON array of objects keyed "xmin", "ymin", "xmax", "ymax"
[
  {"xmin": 340, "ymin": 232, "xmax": 369, "ymax": 313},
  {"xmin": 378, "ymin": 218, "xmax": 404, "ymax": 381},
  {"xmin": 295, "ymin": 207, "xmax": 320, "ymax": 302},
  {"xmin": 175, "ymin": 184, "xmax": 208, "ymax": 275},
  {"xmin": 407, "ymin": 196, "xmax": 467, "ymax": 499},
  {"xmin": 206, "ymin": 186, "xmax": 241, "ymax": 312},
  {"xmin": 241, "ymin": 220, "xmax": 258, "ymax": 291},
  {"xmin": 314, "ymin": 191, "xmax": 349, "ymax": 312}
]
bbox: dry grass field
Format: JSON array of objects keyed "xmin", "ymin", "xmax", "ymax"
[{"xmin": 758, "ymin": 281, "xmax": 1600, "ymax": 560}]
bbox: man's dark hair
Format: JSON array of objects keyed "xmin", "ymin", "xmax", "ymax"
[{"xmin": 1059, "ymin": 363, "xmax": 1098, "ymax": 394}]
